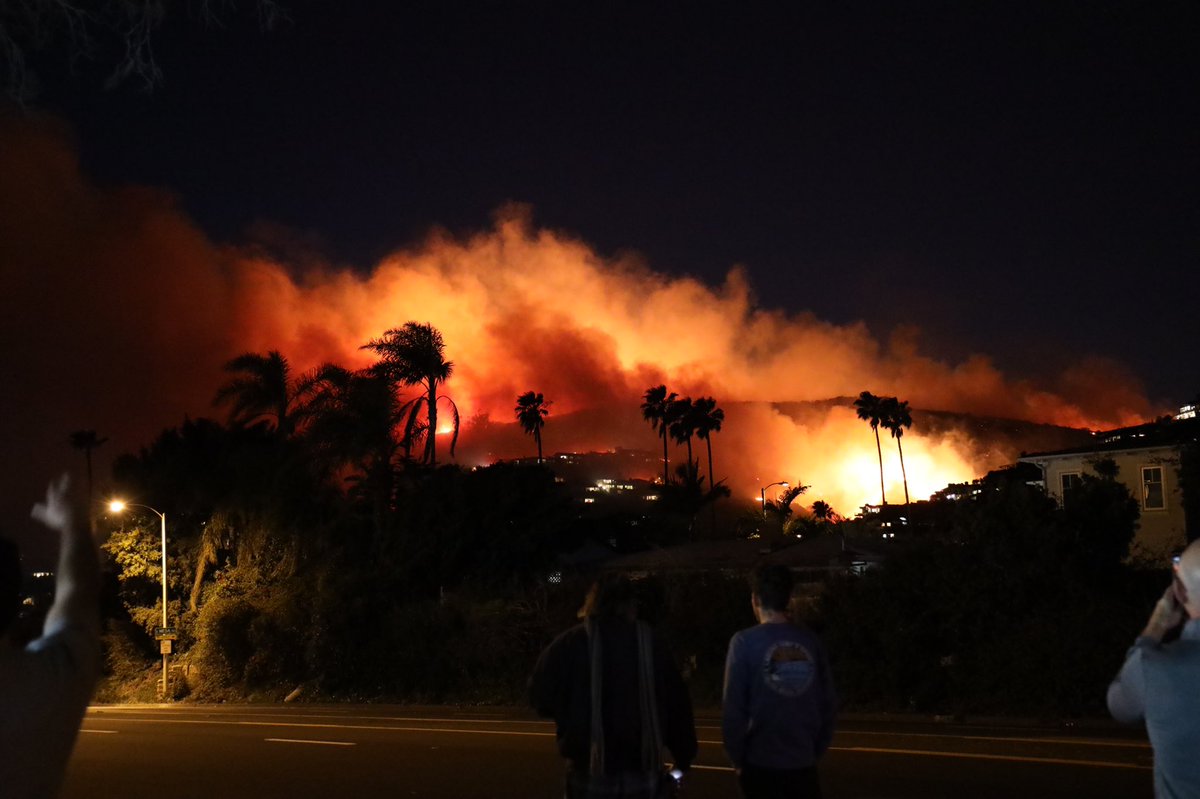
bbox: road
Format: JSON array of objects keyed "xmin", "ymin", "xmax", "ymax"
[{"xmin": 62, "ymin": 705, "xmax": 1154, "ymax": 798}]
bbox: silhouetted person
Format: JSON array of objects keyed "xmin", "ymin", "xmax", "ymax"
[
  {"xmin": 722, "ymin": 564, "xmax": 836, "ymax": 799},
  {"xmin": 530, "ymin": 574, "xmax": 697, "ymax": 797},
  {"xmin": 1108, "ymin": 539, "xmax": 1200, "ymax": 797},
  {"xmin": 1, "ymin": 475, "xmax": 101, "ymax": 798}
]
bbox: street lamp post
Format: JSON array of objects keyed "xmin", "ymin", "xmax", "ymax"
[
  {"xmin": 760, "ymin": 481, "xmax": 790, "ymax": 520},
  {"xmin": 109, "ymin": 500, "xmax": 170, "ymax": 698}
]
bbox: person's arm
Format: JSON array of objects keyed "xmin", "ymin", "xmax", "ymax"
[
  {"xmin": 530, "ymin": 631, "xmax": 567, "ymax": 718},
  {"xmin": 1107, "ymin": 583, "xmax": 1179, "ymax": 723},
  {"xmin": 31, "ymin": 474, "xmax": 100, "ymax": 641},
  {"xmin": 721, "ymin": 632, "xmax": 751, "ymax": 771},
  {"xmin": 656, "ymin": 635, "xmax": 697, "ymax": 771},
  {"xmin": 814, "ymin": 640, "xmax": 837, "ymax": 757}
]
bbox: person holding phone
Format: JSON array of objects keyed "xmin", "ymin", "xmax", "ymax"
[{"xmin": 1108, "ymin": 539, "xmax": 1200, "ymax": 798}]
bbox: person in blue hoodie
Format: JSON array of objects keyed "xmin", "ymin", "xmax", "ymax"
[{"xmin": 722, "ymin": 564, "xmax": 836, "ymax": 799}]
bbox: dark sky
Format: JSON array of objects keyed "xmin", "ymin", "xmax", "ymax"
[{"xmin": 32, "ymin": 2, "xmax": 1199, "ymax": 403}]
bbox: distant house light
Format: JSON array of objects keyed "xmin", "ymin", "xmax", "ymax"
[
  {"xmin": 644, "ymin": 494, "xmax": 659, "ymax": 501},
  {"xmin": 583, "ymin": 497, "xmax": 595, "ymax": 504},
  {"xmin": 1177, "ymin": 404, "xmax": 1196, "ymax": 420}
]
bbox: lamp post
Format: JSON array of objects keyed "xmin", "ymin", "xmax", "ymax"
[
  {"xmin": 109, "ymin": 500, "xmax": 170, "ymax": 698},
  {"xmin": 760, "ymin": 481, "xmax": 789, "ymax": 520}
]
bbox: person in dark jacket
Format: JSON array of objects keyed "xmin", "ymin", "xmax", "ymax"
[
  {"xmin": 722, "ymin": 564, "xmax": 836, "ymax": 799},
  {"xmin": 530, "ymin": 575, "xmax": 697, "ymax": 798}
]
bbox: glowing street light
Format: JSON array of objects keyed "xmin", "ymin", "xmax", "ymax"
[
  {"xmin": 760, "ymin": 481, "xmax": 790, "ymax": 520},
  {"xmin": 109, "ymin": 499, "xmax": 171, "ymax": 698}
]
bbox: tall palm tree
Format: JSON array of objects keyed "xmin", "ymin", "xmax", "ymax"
[
  {"xmin": 881, "ymin": 396, "xmax": 913, "ymax": 504},
  {"xmin": 854, "ymin": 391, "xmax": 887, "ymax": 506},
  {"xmin": 691, "ymin": 396, "xmax": 724, "ymax": 491},
  {"xmin": 641, "ymin": 385, "xmax": 678, "ymax": 486},
  {"xmin": 213, "ymin": 350, "xmax": 306, "ymax": 437},
  {"xmin": 515, "ymin": 391, "xmax": 551, "ymax": 463},
  {"xmin": 668, "ymin": 396, "xmax": 698, "ymax": 483},
  {"xmin": 363, "ymin": 322, "xmax": 459, "ymax": 466}
]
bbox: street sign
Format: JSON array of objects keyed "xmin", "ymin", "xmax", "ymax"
[
  {"xmin": 155, "ymin": 627, "xmax": 178, "ymax": 640},
  {"xmin": 159, "ymin": 640, "xmax": 173, "ymax": 655}
]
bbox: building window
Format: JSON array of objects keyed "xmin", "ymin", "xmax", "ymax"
[
  {"xmin": 1142, "ymin": 466, "xmax": 1165, "ymax": 510},
  {"xmin": 1060, "ymin": 472, "xmax": 1082, "ymax": 508}
]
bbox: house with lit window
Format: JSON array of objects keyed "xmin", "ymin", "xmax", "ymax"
[{"xmin": 1019, "ymin": 407, "xmax": 1198, "ymax": 556}]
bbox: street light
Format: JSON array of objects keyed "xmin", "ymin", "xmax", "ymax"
[
  {"xmin": 109, "ymin": 499, "xmax": 171, "ymax": 698},
  {"xmin": 760, "ymin": 481, "xmax": 790, "ymax": 519}
]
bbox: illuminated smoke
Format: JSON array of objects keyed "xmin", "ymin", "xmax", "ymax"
[{"xmin": 0, "ymin": 114, "xmax": 1159, "ymax": 535}]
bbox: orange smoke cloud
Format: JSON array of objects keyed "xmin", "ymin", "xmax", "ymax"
[{"xmin": 0, "ymin": 112, "xmax": 1159, "ymax": 548}]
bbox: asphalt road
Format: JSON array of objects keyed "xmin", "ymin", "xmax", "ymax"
[{"xmin": 61, "ymin": 705, "xmax": 1154, "ymax": 798}]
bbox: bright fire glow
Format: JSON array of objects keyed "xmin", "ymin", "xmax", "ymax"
[{"xmin": 0, "ymin": 115, "xmax": 1160, "ymax": 512}]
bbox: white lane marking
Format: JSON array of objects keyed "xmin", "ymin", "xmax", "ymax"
[
  {"xmin": 80, "ymin": 729, "xmax": 118, "ymax": 734},
  {"xmin": 82, "ymin": 716, "xmax": 557, "ymax": 738},
  {"xmin": 265, "ymin": 738, "xmax": 355, "ymax": 747},
  {"xmin": 689, "ymin": 764, "xmax": 734, "ymax": 772},
  {"xmin": 831, "ymin": 745, "xmax": 1152, "ymax": 770},
  {"xmin": 835, "ymin": 729, "xmax": 1152, "ymax": 750}
]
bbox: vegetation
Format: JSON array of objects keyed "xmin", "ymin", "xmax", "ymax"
[
  {"xmin": 89, "ymin": 324, "xmax": 1174, "ymax": 719},
  {"xmin": 515, "ymin": 391, "xmax": 550, "ymax": 463}
]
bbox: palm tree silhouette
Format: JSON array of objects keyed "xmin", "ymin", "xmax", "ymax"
[
  {"xmin": 213, "ymin": 350, "xmax": 306, "ymax": 437},
  {"xmin": 881, "ymin": 396, "xmax": 913, "ymax": 504},
  {"xmin": 691, "ymin": 396, "xmax": 724, "ymax": 492},
  {"xmin": 515, "ymin": 391, "xmax": 550, "ymax": 463},
  {"xmin": 854, "ymin": 391, "xmax": 887, "ymax": 506},
  {"xmin": 363, "ymin": 322, "xmax": 459, "ymax": 466},
  {"xmin": 641, "ymin": 385, "xmax": 678, "ymax": 486},
  {"xmin": 668, "ymin": 396, "xmax": 698, "ymax": 483}
]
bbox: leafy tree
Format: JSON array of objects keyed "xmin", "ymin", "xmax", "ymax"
[
  {"xmin": 881, "ymin": 396, "xmax": 913, "ymax": 504},
  {"xmin": 363, "ymin": 322, "xmax": 460, "ymax": 466},
  {"xmin": 641, "ymin": 385, "xmax": 680, "ymax": 486},
  {"xmin": 691, "ymin": 397, "xmax": 725, "ymax": 491},
  {"xmin": 854, "ymin": 391, "xmax": 887, "ymax": 505},
  {"xmin": 0, "ymin": 0, "xmax": 284, "ymax": 100},
  {"xmin": 514, "ymin": 391, "xmax": 551, "ymax": 463}
]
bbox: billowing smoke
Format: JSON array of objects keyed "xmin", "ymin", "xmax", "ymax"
[{"xmin": 0, "ymin": 113, "xmax": 1158, "ymax": 552}]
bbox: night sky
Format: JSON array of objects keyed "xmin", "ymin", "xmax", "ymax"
[
  {"xmin": 2, "ymin": 2, "xmax": 1198, "ymax": 562},
  {"xmin": 36, "ymin": 1, "xmax": 1199, "ymax": 401}
]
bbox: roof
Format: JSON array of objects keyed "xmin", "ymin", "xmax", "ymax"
[{"xmin": 1021, "ymin": 416, "xmax": 1199, "ymax": 460}]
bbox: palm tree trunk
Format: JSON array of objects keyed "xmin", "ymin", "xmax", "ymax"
[
  {"xmin": 685, "ymin": 436, "xmax": 694, "ymax": 481},
  {"xmin": 705, "ymin": 437, "xmax": 715, "ymax": 492},
  {"xmin": 873, "ymin": 427, "xmax": 886, "ymax": 505},
  {"xmin": 426, "ymin": 380, "xmax": 438, "ymax": 465},
  {"xmin": 897, "ymin": 438, "xmax": 909, "ymax": 504},
  {"xmin": 661, "ymin": 428, "xmax": 670, "ymax": 485},
  {"xmin": 535, "ymin": 428, "xmax": 543, "ymax": 464}
]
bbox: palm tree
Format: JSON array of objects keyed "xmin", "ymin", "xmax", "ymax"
[
  {"xmin": 854, "ymin": 391, "xmax": 887, "ymax": 506},
  {"xmin": 213, "ymin": 350, "xmax": 306, "ymax": 437},
  {"xmin": 515, "ymin": 391, "xmax": 551, "ymax": 463},
  {"xmin": 691, "ymin": 396, "xmax": 724, "ymax": 491},
  {"xmin": 302, "ymin": 363, "xmax": 405, "ymax": 548},
  {"xmin": 641, "ymin": 385, "xmax": 678, "ymax": 485},
  {"xmin": 363, "ymin": 322, "xmax": 460, "ymax": 466},
  {"xmin": 668, "ymin": 397, "xmax": 698, "ymax": 483},
  {"xmin": 881, "ymin": 396, "xmax": 913, "ymax": 504},
  {"xmin": 763, "ymin": 483, "xmax": 809, "ymax": 537}
]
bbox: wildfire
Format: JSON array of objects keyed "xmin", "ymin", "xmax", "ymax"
[{"xmin": 0, "ymin": 117, "xmax": 1160, "ymax": 516}]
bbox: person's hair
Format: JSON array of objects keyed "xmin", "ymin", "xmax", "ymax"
[
  {"xmin": 750, "ymin": 564, "xmax": 794, "ymax": 613},
  {"xmin": 0, "ymin": 537, "xmax": 22, "ymax": 636},
  {"xmin": 578, "ymin": 574, "xmax": 639, "ymax": 620}
]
